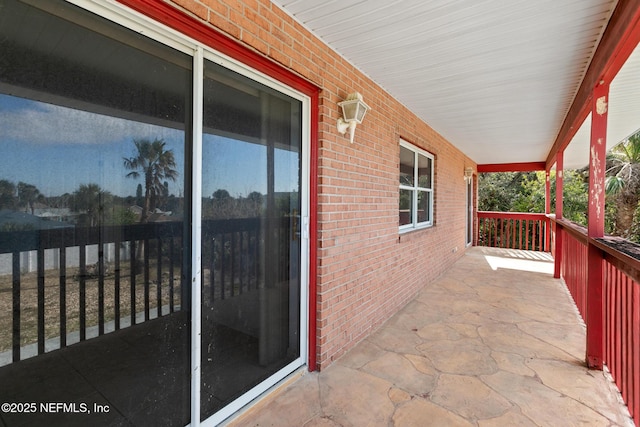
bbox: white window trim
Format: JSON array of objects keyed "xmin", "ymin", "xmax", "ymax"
[{"xmin": 399, "ymin": 139, "xmax": 434, "ymax": 232}]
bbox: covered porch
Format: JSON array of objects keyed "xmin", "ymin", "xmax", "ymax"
[
  {"xmin": 3, "ymin": 0, "xmax": 640, "ymax": 425},
  {"xmin": 227, "ymin": 247, "xmax": 633, "ymax": 426}
]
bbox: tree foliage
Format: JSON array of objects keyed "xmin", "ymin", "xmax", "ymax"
[
  {"xmin": 604, "ymin": 133, "xmax": 640, "ymax": 239},
  {"xmin": 0, "ymin": 138, "xmax": 181, "ymax": 230},
  {"xmin": 478, "ymin": 169, "xmax": 588, "ymax": 226},
  {"xmin": 478, "ymin": 172, "xmax": 527, "ymax": 212},
  {"xmin": 17, "ymin": 181, "xmax": 42, "ymax": 214},
  {"xmin": 0, "ymin": 179, "xmax": 16, "ymax": 210},
  {"xmin": 123, "ymin": 138, "xmax": 178, "ymax": 222}
]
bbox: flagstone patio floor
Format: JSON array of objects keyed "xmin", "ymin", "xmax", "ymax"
[{"xmin": 225, "ymin": 247, "xmax": 634, "ymax": 427}]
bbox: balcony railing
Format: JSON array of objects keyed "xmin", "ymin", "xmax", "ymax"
[
  {"xmin": 557, "ymin": 220, "xmax": 589, "ymax": 318},
  {"xmin": 0, "ymin": 221, "xmax": 185, "ymax": 365},
  {"xmin": 0, "ymin": 217, "xmax": 289, "ymax": 365},
  {"xmin": 477, "ymin": 211, "xmax": 550, "ymax": 252},
  {"xmin": 477, "ymin": 212, "xmax": 639, "ymax": 425},
  {"xmin": 552, "ymin": 218, "xmax": 639, "ymax": 426}
]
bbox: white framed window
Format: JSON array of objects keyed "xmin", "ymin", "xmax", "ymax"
[{"xmin": 399, "ymin": 139, "xmax": 434, "ymax": 231}]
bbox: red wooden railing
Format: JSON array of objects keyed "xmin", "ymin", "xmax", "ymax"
[
  {"xmin": 477, "ymin": 212, "xmax": 550, "ymax": 251},
  {"xmin": 598, "ymin": 238, "xmax": 640, "ymax": 425},
  {"xmin": 554, "ymin": 218, "xmax": 640, "ymax": 426},
  {"xmin": 479, "ymin": 214, "xmax": 639, "ymax": 423},
  {"xmin": 558, "ymin": 221, "xmax": 589, "ymax": 319}
]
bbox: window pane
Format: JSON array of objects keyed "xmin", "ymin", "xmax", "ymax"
[
  {"xmin": 0, "ymin": 0, "xmax": 191, "ymax": 425},
  {"xmin": 399, "ymin": 146, "xmax": 414, "ymax": 186},
  {"xmin": 417, "ymin": 190, "xmax": 431, "ymax": 223},
  {"xmin": 417, "ymin": 154, "xmax": 432, "ymax": 189},
  {"xmin": 399, "ymin": 189, "xmax": 413, "ymax": 226},
  {"xmin": 201, "ymin": 60, "xmax": 302, "ymax": 420}
]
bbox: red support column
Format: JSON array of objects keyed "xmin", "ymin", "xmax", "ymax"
[
  {"xmin": 545, "ymin": 169, "xmax": 551, "ymax": 252},
  {"xmin": 554, "ymin": 152, "xmax": 564, "ymax": 279},
  {"xmin": 586, "ymin": 81, "xmax": 609, "ymax": 369},
  {"xmin": 555, "ymin": 154, "xmax": 564, "ymax": 220},
  {"xmin": 545, "ymin": 169, "xmax": 551, "ymax": 215}
]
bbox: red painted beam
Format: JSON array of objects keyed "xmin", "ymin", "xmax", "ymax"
[
  {"xmin": 308, "ymin": 93, "xmax": 319, "ymax": 372},
  {"xmin": 555, "ymin": 153, "xmax": 564, "ymax": 219},
  {"xmin": 477, "ymin": 211, "xmax": 548, "ymax": 220},
  {"xmin": 477, "ymin": 162, "xmax": 546, "ymax": 173},
  {"xmin": 554, "ymin": 152, "xmax": 564, "ymax": 279},
  {"xmin": 586, "ymin": 81, "xmax": 609, "ymax": 370},
  {"xmin": 546, "ymin": 0, "xmax": 640, "ymax": 167},
  {"xmin": 545, "ymin": 169, "xmax": 551, "ymax": 215}
]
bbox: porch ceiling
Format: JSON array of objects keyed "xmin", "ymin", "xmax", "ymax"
[{"xmin": 271, "ymin": 0, "xmax": 635, "ymax": 169}]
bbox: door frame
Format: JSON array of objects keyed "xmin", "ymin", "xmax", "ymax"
[{"xmin": 465, "ymin": 175, "xmax": 474, "ymax": 247}]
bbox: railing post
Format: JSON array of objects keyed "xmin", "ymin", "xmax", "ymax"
[
  {"xmin": 12, "ymin": 252, "xmax": 21, "ymax": 363},
  {"xmin": 586, "ymin": 80, "xmax": 609, "ymax": 369},
  {"xmin": 554, "ymin": 152, "xmax": 564, "ymax": 278},
  {"xmin": 545, "ymin": 169, "xmax": 551, "ymax": 252}
]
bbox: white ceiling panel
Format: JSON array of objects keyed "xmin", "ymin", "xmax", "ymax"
[{"xmin": 272, "ymin": 0, "xmax": 622, "ymax": 167}]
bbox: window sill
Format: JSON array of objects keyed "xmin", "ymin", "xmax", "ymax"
[{"xmin": 398, "ymin": 224, "xmax": 433, "ymax": 242}]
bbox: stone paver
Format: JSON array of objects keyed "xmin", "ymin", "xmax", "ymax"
[
  {"xmin": 430, "ymin": 374, "xmax": 512, "ymax": 420},
  {"xmin": 226, "ymin": 248, "xmax": 633, "ymax": 427}
]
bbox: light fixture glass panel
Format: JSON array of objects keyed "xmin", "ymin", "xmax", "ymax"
[
  {"xmin": 355, "ymin": 104, "xmax": 367, "ymax": 122},
  {"xmin": 341, "ymin": 102, "xmax": 358, "ymax": 121}
]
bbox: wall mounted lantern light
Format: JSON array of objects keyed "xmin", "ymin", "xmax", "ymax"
[
  {"xmin": 464, "ymin": 167, "xmax": 474, "ymax": 183},
  {"xmin": 337, "ymin": 92, "xmax": 370, "ymax": 144}
]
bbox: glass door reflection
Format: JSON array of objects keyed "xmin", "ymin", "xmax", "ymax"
[{"xmin": 200, "ymin": 60, "xmax": 303, "ymax": 420}]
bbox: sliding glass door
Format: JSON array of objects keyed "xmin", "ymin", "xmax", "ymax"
[
  {"xmin": 199, "ymin": 59, "xmax": 304, "ymax": 421},
  {"xmin": 0, "ymin": 0, "xmax": 193, "ymax": 425},
  {"xmin": 0, "ymin": 1, "xmax": 308, "ymax": 425}
]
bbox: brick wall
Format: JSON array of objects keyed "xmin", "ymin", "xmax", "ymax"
[{"xmin": 166, "ymin": 0, "xmax": 476, "ymax": 369}]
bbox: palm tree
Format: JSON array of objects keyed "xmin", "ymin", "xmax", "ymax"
[
  {"xmin": 17, "ymin": 182, "xmax": 42, "ymax": 215},
  {"xmin": 72, "ymin": 183, "xmax": 112, "ymax": 227},
  {"xmin": 0, "ymin": 180, "xmax": 17, "ymax": 210},
  {"xmin": 605, "ymin": 132, "xmax": 640, "ymax": 239},
  {"xmin": 123, "ymin": 138, "xmax": 178, "ymax": 223}
]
